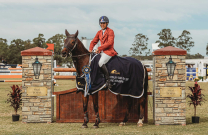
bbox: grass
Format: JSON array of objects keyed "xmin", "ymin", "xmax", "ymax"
[{"xmin": 0, "ymin": 79, "xmax": 208, "ymax": 135}]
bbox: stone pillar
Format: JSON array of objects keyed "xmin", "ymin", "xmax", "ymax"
[
  {"xmin": 21, "ymin": 47, "xmax": 53, "ymax": 123},
  {"xmin": 152, "ymin": 46, "xmax": 187, "ymax": 125}
]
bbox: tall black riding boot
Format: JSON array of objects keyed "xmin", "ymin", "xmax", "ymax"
[{"xmin": 100, "ymin": 64, "xmax": 112, "ymax": 89}]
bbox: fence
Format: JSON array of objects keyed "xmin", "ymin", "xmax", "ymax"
[
  {"xmin": 0, "ymin": 67, "xmax": 77, "ymax": 82},
  {"xmin": 0, "ymin": 64, "xmax": 22, "ymax": 82},
  {"xmin": 0, "ymin": 66, "xmax": 152, "ymax": 81},
  {"xmin": 53, "ymin": 67, "xmax": 152, "ymax": 123}
]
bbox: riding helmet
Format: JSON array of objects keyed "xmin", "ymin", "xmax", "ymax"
[{"xmin": 99, "ymin": 16, "xmax": 109, "ymax": 24}]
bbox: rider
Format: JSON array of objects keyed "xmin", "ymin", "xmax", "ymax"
[{"xmin": 89, "ymin": 16, "xmax": 117, "ymax": 89}]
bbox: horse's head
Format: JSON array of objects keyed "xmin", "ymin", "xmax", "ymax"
[{"xmin": 62, "ymin": 29, "xmax": 79, "ymax": 58}]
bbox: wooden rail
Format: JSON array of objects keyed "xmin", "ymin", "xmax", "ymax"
[
  {"xmin": 0, "ymin": 75, "xmax": 22, "ymax": 78},
  {"xmin": 0, "ymin": 68, "xmax": 22, "ymax": 70},
  {"xmin": 54, "ymin": 76, "xmax": 76, "ymax": 79},
  {"xmin": 54, "ymin": 76, "xmax": 151, "ymax": 80},
  {"xmin": 53, "ymin": 68, "xmax": 76, "ymax": 72},
  {"xmin": 0, "ymin": 71, "xmax": 22, "ymax": 73},
  {"xmin": 0, "ymin": 80, "xmax": 22, "ymax": 82},
  {"xmin": 53, "ymin": 68, "xmax": 151, "ymax": 72}
]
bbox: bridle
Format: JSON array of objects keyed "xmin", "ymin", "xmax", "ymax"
[
  {"xmin": 64, "ymin": 35, "xmax": 92, "ymax": 77},
  {"xmin": 65, "ymin": 36, "xmax": 91, "ymax": 58},
  {"xmin": 65, "ymin": 36, "xmax": 78, "ymax": 56}
]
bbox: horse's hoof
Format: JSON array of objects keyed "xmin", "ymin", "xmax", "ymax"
[
  {"xmin": 93, "ymin": 125, "xmax": 99, "ymax": 128},
  {"xmin": 137, "ymin": 123, "xmax": 143, "ymax": 127},
  {"xmin": 119, "ymin": 122, "xmax": 125, "ymax": 126},
  {"xmin": 81, "ymin": 124, "xmax": 88, "ymax": 128},
  {"xmin": 93, "ymin": 123, "xmax": 99, "ymax": 128}
]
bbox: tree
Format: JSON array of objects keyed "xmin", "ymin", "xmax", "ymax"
[
  {"xmin": 47, "ymin": 34, "xmax": 66, "ymax": 55},
  {"xmin": 186, "ymin": 53, "xmax": 204, "ymax": 59},
  {"xmin": 47, "ymin": 34, "xmax": 72, "ymax": 66},
  {"xmin": 206, "ymin": 43, "xmax": 208, "ymax": 56},
  {"xmin": 129, "ymin": 33, "xmax": 150, "ymax": 60},
  {"xmin": 24, "ymin": 39, "xmax": 36, "ymax": 50},
  {"xmin": 176, "ymin": 30, "xmax": 194, "ymax": 52},
  {"xmin": 7, "ymin": 39, "xmax": 25, "ymax": 64},
  {"xmin": 33, "ymin": 34, "xmax": 47, "ymax": 48},
  {"xmin": 156, "ymin": 29, "xmax": 176, "ymax": 48},
  {"xmin": 0, "ymin": 38, "xmax": 8, "ymax": 61}
]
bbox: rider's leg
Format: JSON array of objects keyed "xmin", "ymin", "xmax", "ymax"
[{"xmin": 99, "ymin": 52, "xmax": 112, "ymax": 89}]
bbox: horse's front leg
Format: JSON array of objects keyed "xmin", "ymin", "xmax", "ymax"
[
  {"xmin": 82, "ymin": 92, "xmax": 89, "ymax": 128},
  {"xmin": 119, "ymin": 97, "xmax": 133, "ymax": 126},
  {"xmin": 137, "ymin": 97, "xmax": 145, "ymax": 127},
  {"xmin": 92, "ymin": 92, "xmax": 100, "ymax": 128}
]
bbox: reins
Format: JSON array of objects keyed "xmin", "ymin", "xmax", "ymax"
[
  {"xmin": 72, "ymin": 52, "xmax": 92, "ymax": 58},
  {"xmin": 65, "ymin": 36, "xmax": 93, "ymax": 77}
]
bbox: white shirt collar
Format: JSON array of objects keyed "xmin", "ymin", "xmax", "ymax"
[{"xmin": 102, "ymin": 29, "xmax": 106, "ymax": 35}]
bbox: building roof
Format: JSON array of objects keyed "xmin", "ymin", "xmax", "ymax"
[
  {"xmin": 152, "ymin": 46, "xmax": 187, "ymax": 55},
  {"xmin": 21, "ymin": 47, "xmax": 52, "ymax": 56}
]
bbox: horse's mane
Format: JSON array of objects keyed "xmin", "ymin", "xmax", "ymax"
[{"xmin": 76, "ymin": 38, "xmax": 90, "ymax": 54}]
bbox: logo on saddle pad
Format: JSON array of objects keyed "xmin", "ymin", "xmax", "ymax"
[
  {"xmin": 111, "ymin": 70, "xmax": 120, "ymax": 75},
  {"xmin": 78, "ymin": 82, "xmax": 84, "ymax": 87}
]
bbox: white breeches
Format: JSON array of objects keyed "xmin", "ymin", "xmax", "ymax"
[{"xmin": 98, "ymin": 52, "xmax": 112, "ymax": 67}]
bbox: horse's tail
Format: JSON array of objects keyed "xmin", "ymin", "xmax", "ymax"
[{"xmin": 144, "ymin": 66, "xmax": 148, "ymax": 99}]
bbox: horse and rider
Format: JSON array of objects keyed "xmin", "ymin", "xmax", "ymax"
[{"xmin": 61, "ymin": 16, "xmax": 148, "ymax": 128}]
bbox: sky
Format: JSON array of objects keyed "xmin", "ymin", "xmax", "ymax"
[{"xmin": 0, "ymin": 0, "xmax": 208, "ymax": 56}]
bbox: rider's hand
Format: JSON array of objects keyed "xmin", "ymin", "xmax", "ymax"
[
  {"xmin": 89, "ymin": 50, "xmax": 92, "ymax": 53},
  {"xmin": 95, "ymin": 49, "xmax": 100, "ymax": 54}
]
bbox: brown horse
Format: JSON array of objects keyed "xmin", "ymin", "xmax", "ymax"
[{"xmin": 61, "ymin": 30, "xmax": 148, "ymax": 128}]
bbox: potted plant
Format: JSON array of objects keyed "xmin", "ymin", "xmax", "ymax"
[
  {"xmin": 6, "ymin": 85, "xmax": 22, "ymax": 121},
  {"xmin": 187, "ymin": 81, "xmax": 206, "ymax": 123}
]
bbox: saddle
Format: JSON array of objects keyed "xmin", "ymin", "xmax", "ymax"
[{"xmin": 76, "ymin": 53, "xmax": 145, "ymax": 98}]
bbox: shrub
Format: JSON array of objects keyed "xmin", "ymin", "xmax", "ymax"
[
  {"xmin": 187, "ymin": 82, "xmax": 206, "ymax": 116},
  {"xmin": 6, "ymin": 85, "xmax": 22, "ymax": 115}
]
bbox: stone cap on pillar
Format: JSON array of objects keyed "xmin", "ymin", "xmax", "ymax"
[
  {"xmin": 152, "ymin": 46, "xmax": 187, "ymax": 55},
  {"xmin": 21, "ymin": 47, "xmax": 52, "ymax": 56}
]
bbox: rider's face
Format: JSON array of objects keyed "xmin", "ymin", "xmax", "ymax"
[{"xmin": 100, "ymin": 22, "xmax": 108, "ymax": 30}]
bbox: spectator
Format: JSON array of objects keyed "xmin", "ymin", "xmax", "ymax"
[
  {"xmin": 2, "ymin": 59, "xmax": 7, "ymax": 65},
  {"xmin": 4, "ymin": 59, "xmax": 7, "ymax": 65}
]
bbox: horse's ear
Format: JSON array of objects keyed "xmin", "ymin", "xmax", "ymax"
[
  {"xmin": 74, "ymin": 30, "xmax": 79, "ymax": 38},
  {"xmin": 65, "ymin": 29, "xmax": 70, "ymax": 36}
]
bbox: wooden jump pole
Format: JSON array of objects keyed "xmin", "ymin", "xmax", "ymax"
[
  {"xmin": 0, "ymin": 71, "xmax": 22, "ymax": 73},
  {"xmin": 0, "ymin": 80, "xmax": 22, "ymax": 82},
  {"xmin": 0, "ymin": 75, "xmax": 22, "ymax": 78},
  {"xmin": 0, "ymin": 64, "xmax": 21, "ymax": 67},
  {"xmin": 8, "ymin": 68, "xmax": 22, "ymax": 70},
  {"xmin": 54, "ymin": 76, "xmax": 76, "ymax": 79},
  {"xmin": 0, "ymin": 68, "xmax": 22, "ymax": 70},
  {"xmin": 53, "ymin": 68, "xmax": 76, "ymax": 72}
]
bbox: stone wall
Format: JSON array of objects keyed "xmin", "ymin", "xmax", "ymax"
[
  {"xmin": 153, "ymin": 55, "xmax": 186, "ymax": 125},
  {"xmin": 21, "ymin": 54, "xmax": 53, "ymax": 123}
]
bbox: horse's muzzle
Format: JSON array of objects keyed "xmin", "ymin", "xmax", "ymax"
[{"xmin": 61, "ymin": 48, "xmax": 69, "ymax": 58}]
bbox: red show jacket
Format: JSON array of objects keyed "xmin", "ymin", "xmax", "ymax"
[{"xmin": 89, "ymin": 27, "xmax": 117, "ymax": 56}]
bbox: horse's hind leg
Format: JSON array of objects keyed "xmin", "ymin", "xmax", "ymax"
[
  {"xmin": 82, "ymin": 92, "xmax": 89, "ymax": 128},
  {"xmin": 119, "ymin": 97, "xmax": 133, "ymax": 126},
  {"xmin": 92, "ymin": 92, "xmax": 100, "ymax": 128},
  {"xmin": 137, "ymin": 97, "xmax": 145, "ymax": 127}
]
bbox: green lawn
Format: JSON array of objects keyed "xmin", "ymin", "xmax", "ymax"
[{"xmin": 0, "ymin": 79, "xmax": 208, "ymax": 135}]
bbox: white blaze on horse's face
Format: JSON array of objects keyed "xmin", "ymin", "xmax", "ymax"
[{"xmin": 61, "ymin": 29, "xmax": 79, "ymax": 58}]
